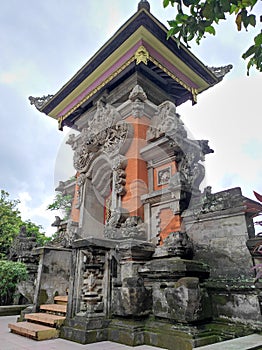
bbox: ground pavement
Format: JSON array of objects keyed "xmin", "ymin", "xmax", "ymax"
[
  {"xmin": 1, "ymin": 315, "xmax": 161, "ymax": 350},
  {"xmin": 3, "ymin": 316, "xmax": 262, "ymax": 350}
]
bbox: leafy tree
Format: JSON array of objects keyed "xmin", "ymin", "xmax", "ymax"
[
  {"xmin": 47, "ymin": 193, "xmax": 72, "ymax": 221},
  {"xmin": 0, "ymin": 190, "xmax": 23, "ymax": 258},
  {"xmin": 163, "ymin": 0, "xmax": 261, "ymax": 75},
  {"xmin": 0, "ymin": 260, "xmax": 28, "ymax": 305},
  {"xmin": 23, "ymin": 220, "xmax": 49, "ymax": 246},
  {"xmin": 0, "ymin": 190, "xmax": 48, "ymax": 259}
]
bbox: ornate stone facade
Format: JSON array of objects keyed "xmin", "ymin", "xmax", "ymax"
[{"xmin": 28, "ymin": 4, "xmax": 262, "ymax": 349}]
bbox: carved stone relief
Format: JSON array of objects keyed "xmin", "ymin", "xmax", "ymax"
[
  {"xmin": 112, "ymin": 155, "xmax": 128, "ymax": 197},
  {"xmin": 147, "ymin": 101, "xmax": 187, "ymax": 141},
  {"xmin": 67, "ymin": 97, "xmax": 132, "ymax": 176},
  {"xmin": 104, "ymin": 212, "xmax": 146, "ymax": 240},
  {"xmin": 163, "ymin": 231, "xmax": 194, "ymax": 259},
  {"xmin": 64, "ymin": 220, "xmax": 79, "ymax": 247},
  {"xmin": 66, "ymin": 98, "xmax": 133, "ymax": 239},
  {"xmin": 170, "ymin": 140, "xmax": 213, "ymax": 198},
  {"xmin": 145, "ymin": 99, "xmax": 214, "ymax": 201},
  {"xmin": 79, "ymin": 249, "xmax": 106, "ymax": 314},
  {"xmin": 129, "ymin": 85, "xmax": 148, "ymax": 118}
]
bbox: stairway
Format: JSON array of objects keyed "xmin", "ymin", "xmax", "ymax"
[{"xmin": 8, "ymin": 295, "xmax": 67, "ymax": 341}]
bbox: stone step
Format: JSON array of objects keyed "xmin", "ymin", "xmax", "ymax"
[
  {"xmin": 196, "ymin": 334, "xmax": 262, "ymax": 350},
  {"xmin": 24, "ymin": 313, "xmax": 66, "ymax": 327},
  {"xmin": 8, "ymin": 321, "xmax": 59, "ymax": 340},
  {"xmin": 54, "ymin": 295, "xmax": 68, "ymax": 305},
  {"xmin": 39, "ymin": 304, "xmax": 67, "ymax": 314}
]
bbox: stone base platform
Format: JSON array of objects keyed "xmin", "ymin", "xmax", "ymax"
[{"xmin": 61, "ymin": 316, "xmax": 259, "ymax": 349}]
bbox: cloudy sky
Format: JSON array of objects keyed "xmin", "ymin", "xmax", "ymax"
[{"xmin": 0, "ymin": 0, "xmax": 261, "ymax": 236}]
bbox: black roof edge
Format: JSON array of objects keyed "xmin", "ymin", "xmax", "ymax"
[{"xmin": 43, "ymin": 9, "xmax": 218, "ymax": 115}]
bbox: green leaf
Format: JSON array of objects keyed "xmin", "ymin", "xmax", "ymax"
[
  {"xmin": 205, "ymin": 25, "xmax": 216, "ymax": 35},
  {"xmin": 230, "ymin": 4, "xmax": 239, "ymax": 15},
  {"xmin": 167, "ymin": 27, "xmax": 180, "ymax": 38},
  {"xmin": 248, "ymin": 14, "xmax": 256, "ymax": 27},
  {"xmin": 242, "ymin": 45, "xmax": 256, "ymax": 59},
  {"xmin": 168, "ymin": 20, "xmax": 177, "ymax": 27},
  {"xmin": 163, "ymin": 0, "xmax": 170, "ymax": 8},
  {"xmin": 220, "ymin": 0, "xmax": 230, "ymax": 12},
  {"xmin": 187, "ymin": 32, "xmax": 195, "ymax": 41},
  {"xmin": 176, "ymin": 13, "xmax": 189, "ymax": 21},
  {"xmin": 254, "ymin": 33, "xmax": 262, "ymax": 46},
  {"xmin": 202, "ymin": 3, "xmax": 213, "ymax": 18}
]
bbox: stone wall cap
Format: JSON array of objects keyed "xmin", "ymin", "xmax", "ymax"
[{"xmin": 72, "ymin": 237, "xmax": 118, "ymax": 249}]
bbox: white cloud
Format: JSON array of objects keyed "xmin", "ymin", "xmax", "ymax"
[
  {"xmin": 178, "ymin": 74, "xmax": 262, "ymax": 200},
  {"xmin": 18, "ymin": 191, "xmax": 58, "ymax": 237}
]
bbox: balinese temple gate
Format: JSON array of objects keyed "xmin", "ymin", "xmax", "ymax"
[{"xmin": 14, "ymin": 1, "xmax": 262, "ymax": 349}]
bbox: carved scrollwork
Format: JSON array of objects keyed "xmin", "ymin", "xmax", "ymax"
[
  {"xmin": 73, "ymin": 144, "xmax": 92, "ymax": 172},
  {"xmin": 67, "ymin": 98, "xmax": 131, "ymax": 175},
  {"xmin": 112, "ymin": 156, "xmax": 128, "ymax": 196},
  {"xmin": 121, "ymin": 216, "xmax": 146, "ymax": 239},
  {"xmin": 105, "ymin": 214, "xmax": 146, "ymax": 240},
  {"xmin": 104, "ymin": 122, "xmax": 129, "ymax": 155},
  {"xmin": 66, "ymin": 134, "xmax": 78, "ymax": 150},
  {"xmin": 28, "ymin": 94, "xmax": 53, "ymax": 110},
  {"xmin": 147, "ymin": 101, "xmax": 187, "ymax": 141},
  {"xmin": 174, "ymin": 148, "xmax": 203, "ymax": 194},
  {"xmin": 208, "ymin": 64, "xmax": 233, "ymax": 80},
  {"xmin": 169, "ymin": 138, "xmax": 214, "ymax": 198},
  {"xmin": 86, "ymin": 97, "xmax": 122, "ymax": 136}
]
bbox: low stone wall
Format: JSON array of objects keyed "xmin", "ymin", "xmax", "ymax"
[
  {"xmin": 33, "ymin": 247, "xmax": 72, "ymax": 310},
  {"xmin": 0, "ymin": 304, "xmax": 29, "ymax": 316},
  {"xmin": 183, "ymin": 188, "xmax": 255, "ymax": 279}
]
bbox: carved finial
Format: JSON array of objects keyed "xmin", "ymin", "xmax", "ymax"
[
  {"xmin": 208, "ymin": 64, "xmax": 233, "ymax": 80},
  {"xmin": 28, "ymin": 94, "xmax": 53, "ymax": 111},
  {"xmin": 51, "ymin": 216, "xmax": 62, "ymax": 227},
  {"xmin": 135, "ymin": 46, "xmax": 149, "ymax": 65},
  {"xmin": 138, "ymin": 0, "xmax": 150, "ymax": 12},
  {"xmin": 129, "ymin": 85, "xmax": 147, "ymax": 102}
]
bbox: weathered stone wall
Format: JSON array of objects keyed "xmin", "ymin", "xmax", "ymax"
[
  {"xmin": 208, "ymin": 284, "xmax": 262, "ymax": 323},
  {"xmin": 183, "ymin": 208, "xmax": 253, "ymax": 279},
  {"xmin": 33, "ymin": 247, "xmax": 71, "ymax": 308},
  {"xmin": 181, "ymin": 187, "xmax": 262, "ymax": 325}
]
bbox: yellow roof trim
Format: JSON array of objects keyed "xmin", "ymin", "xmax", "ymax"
[{"xmin": 49, "ymin": 27, "xmax": 210, "ymax": 119}]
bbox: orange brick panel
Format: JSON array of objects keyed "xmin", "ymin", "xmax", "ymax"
[
  {"xmin": 159, "ymin": 209, "xmax": 181, "ymax": 245},
  {"xmin": 70, "ymin": 175, "xmax": 80, "ymax": 223},
  {"xmin": 122, "ymin": 116, "xmax": 150, "ymax": 219}
]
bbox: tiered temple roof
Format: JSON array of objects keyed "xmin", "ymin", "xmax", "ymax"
[{"xmin": 29, "ymin": 1, "xmax": 231, "ymax": 130}]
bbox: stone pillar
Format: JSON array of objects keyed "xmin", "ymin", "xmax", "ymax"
[{"xmin": 121, "ymin": 116, "xmax": 150, "ymax": 219}]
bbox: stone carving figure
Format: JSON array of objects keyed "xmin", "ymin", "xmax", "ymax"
[
  {"xmin": 163, "ymin": 231, "xmax": 194, "ymax": 259},
  {"xmin": 147, "ymin": 101, "xmax": 187, "ymax": 141}
]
